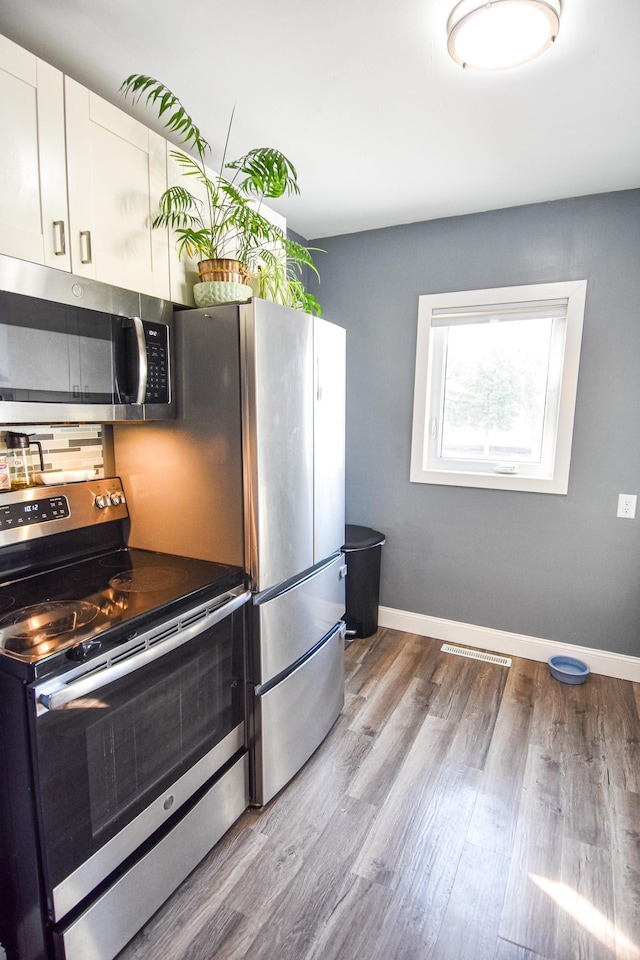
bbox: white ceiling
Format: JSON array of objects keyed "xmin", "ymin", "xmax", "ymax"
[{"xmin": 1, "ymin": 0, "xmax": 638, "ymax": 240}]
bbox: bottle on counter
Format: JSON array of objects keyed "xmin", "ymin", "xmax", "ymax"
[{"xmin": 4, "ymin": 431, "xmax": 45, "ymax": 490}]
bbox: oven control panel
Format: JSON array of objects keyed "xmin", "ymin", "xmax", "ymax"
[
  {"xmin": 0, "ymin": 495, "xmax": 70, "ymax": 531},
  {"xmin": 0, "ymin": 477, "xmax": 128, "ymax": 547}
]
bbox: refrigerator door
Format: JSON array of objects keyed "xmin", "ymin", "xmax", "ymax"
[
  {"xmin": 241, "ymin": 299, "xmax": 314, "ymax": 592},
  {"xmin": 252, "ymin": 621, "xmax": 345, "ymax": 806},
  {"xmin": 252, "ymin": 553, "xmax": 346, "ymax": 686},
  {"xmin": 314, "ymin": 316, "xmax": 346, "ymax": 563}
]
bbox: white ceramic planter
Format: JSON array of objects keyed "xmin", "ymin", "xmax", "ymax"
[{"xmin": 193, "ymin": 281, "xmax": 253, "ymax": 307}]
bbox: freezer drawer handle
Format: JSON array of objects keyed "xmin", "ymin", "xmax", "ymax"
[
  {"xmin": 35, "ymin": 588, "xmax": 250, "ymax": 712},
  {"xmin": 339, "ymin": 564, "xmax": 348, "ymax": 579}
]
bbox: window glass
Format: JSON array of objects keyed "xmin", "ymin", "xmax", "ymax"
[
  {"xmin": 440, "ymin": 318, "xmax": 553, "ymax": 464},
  {"xmin": 410, "ymin": 281, "xmax": 587, "ymax": 494}
]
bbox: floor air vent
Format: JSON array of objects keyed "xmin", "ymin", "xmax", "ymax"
[{"xmin": 441, "ymin": 644, "xmax": 512, "ymax": 667}]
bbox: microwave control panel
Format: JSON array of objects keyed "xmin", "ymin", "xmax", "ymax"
[{"xmin": 144, "ymin": 322, "xmax": 170, "ymax": 403}]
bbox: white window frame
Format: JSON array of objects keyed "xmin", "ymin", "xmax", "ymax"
[{"xmin": 409, "ymin": 280, "xmax": 587, "ymax": 494}]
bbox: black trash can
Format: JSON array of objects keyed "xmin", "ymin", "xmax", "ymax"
[{"xmin": 342, "ymin": 524, "xmax": 386, "ymax": 639}]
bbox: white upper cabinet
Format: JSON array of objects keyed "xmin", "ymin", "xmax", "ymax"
[
  {"xmin": 0, "ymin": 31, "xmax": 286, "ymax": 303},
  {"xmin": 0, "ymin": 32, "xmax": 171, "ymax": 297},
  {"xmin": 65, "ymin": 78, "xmax": 170, "ymax": 298},
  {"xmin": 0, "ymin": 34, "xmax": 70, "ymax": 270}
]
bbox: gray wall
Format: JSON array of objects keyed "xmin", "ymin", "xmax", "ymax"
[{"xmin": 309, "ymin": 190, "xmax": 640, "ymax": 656}]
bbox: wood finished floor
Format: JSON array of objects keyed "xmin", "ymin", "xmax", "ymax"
[{"xmin": 117, "ymin": 628, "xmax": 640, "ymax": 960}]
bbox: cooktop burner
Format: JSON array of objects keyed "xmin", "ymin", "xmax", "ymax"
[
  {"xmin": 0, "ymin": 547, "xmax": 243, "ymax": 669},
  {"xmin": 0, "ymin": 600, "xmax": 100, "ymax": 659},
  {"xmin": 0, "ymin": 595, "xmax": 15, "ymax": 615},
  {"xmin": 108, "ymin": 566, "xmax": 189, "ymax": 594}
]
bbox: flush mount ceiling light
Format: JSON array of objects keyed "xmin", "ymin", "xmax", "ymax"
[{"xmin": 447, "ymin": 0, "xmax": 561, "ymax": 71}]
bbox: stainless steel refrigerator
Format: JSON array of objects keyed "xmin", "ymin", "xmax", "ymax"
[{"xmin": 112, "ymin": 297, "xmax": 346, "ymax": 805}]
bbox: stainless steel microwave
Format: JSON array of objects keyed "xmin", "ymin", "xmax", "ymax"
[{"xmin": 0, "ymin": 254, "xmax": 175, "ymax": 424}]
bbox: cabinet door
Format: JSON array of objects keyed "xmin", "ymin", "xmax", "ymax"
[
  {"xmin": 166, "ymin": 147, "xmax": 205, "ymax": 307},
  {"xmin": 314, "ymin": 317, "xmax": 346, "ymax": 562},
  {"xmin": 0, "ymin": 35, "xmax": 70, "ymax": 269},
  {"xmin": 65, "ymin": 77, "xmax": 170, "ymax": 298}
]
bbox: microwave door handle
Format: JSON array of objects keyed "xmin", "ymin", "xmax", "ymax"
[
  {"xmin": 131, "ymin": 316, "xmax": 148, "ymax": 404},
  {"xmin": 35, "ymin": 588, "xmax": 251, "ymax": 712}
]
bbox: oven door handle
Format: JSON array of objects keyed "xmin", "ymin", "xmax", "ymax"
[{"xmin": 34, "ymin": 588, "xmax": 251, "ymax": 713}]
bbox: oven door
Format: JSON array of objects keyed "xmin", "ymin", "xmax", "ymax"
[{"xmin": 29, "ymin": 588, "xmax": 249, "ymax": 924}]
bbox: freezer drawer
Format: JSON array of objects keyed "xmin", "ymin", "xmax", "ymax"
[
  {"xmin": 252, "ymin": 622, "xmax": 345, "ymax": 806},
  {"xmin": 252, "ymin": 553, "xmax": 346, "ymax": 685}
]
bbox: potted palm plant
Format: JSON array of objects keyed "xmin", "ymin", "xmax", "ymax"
[{"xmin": 120, "ymin": 75, "xmax": 321, "ymax": 313}]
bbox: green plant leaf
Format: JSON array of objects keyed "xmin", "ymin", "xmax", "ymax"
[
  {"xmin": 151, "ymin": 186, "xmax": 205, "ymax": 234},
  {"xmin": 120, "ymin": 75, "xmax": 210, "ymax": 155},
  {"xmin": 227, "ymin": 148, "xmax": 300, "ymax": 199}
]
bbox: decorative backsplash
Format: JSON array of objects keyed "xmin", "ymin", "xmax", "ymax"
[{"xmin": 0, "ymin": 425, "xmax": 104, "ymax": 474}]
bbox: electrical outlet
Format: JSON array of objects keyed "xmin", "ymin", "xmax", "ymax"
[{"xmin": 617, "ymin": 494, "xmax": 637, "ymax": 519}]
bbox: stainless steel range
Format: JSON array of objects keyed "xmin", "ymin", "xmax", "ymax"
[{"xmin": 0, "ymin": 478, "xmax": 250, "ymax": 960}]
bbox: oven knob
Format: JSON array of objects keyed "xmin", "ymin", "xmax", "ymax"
[
  {"xmin": 111, "ymin": 492, "xmax": 123, "ymax": 505},
  {"xmin": 95, "ymin": 496, "xmax": 107, "ymax": 509}
]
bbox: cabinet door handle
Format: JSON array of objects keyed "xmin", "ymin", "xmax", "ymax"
[
  {"xmin": 80, "ymin": 230, "xmax": 93, "ymax": 264},
  {"xmin": 53, "ymin": 220, "xmax": 66, "ymax": 256}
]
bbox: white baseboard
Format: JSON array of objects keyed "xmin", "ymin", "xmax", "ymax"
[{"xmin": 377, "ymin": 606, "xmax": 640, "ymax": 683}]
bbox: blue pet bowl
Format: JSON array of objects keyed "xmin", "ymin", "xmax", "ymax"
[{"xmin": 548, "ymin": 655, "xmax": 590, "ymax": 684}]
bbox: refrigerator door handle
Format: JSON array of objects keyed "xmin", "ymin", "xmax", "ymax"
[
  {"xmin": 339, "ymin": 563, "xmax": 348, "ymax": 579},
  {"xmin": 253, "ymin": 552, "xmax": 344, "ymax": 607},
  {"xmin": 255, "ymin": 620, "xmax": 345, "ymax": 697}
]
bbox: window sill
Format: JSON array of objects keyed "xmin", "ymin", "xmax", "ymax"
[{"xmin": 410, "ymin": 467, "xmax": 569, "ymax": 495}]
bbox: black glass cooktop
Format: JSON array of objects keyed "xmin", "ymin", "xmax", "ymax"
[{"xmin": 0, "ymin": 548, "xmax": 243, "ymax": 666}]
